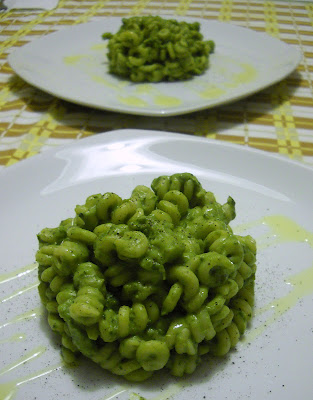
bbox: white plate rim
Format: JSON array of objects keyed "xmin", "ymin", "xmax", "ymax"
[{"xmin": 1, "ymin": 128, "xmax": 312, "ymax": 178}]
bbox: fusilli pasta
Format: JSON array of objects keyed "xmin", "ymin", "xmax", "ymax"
[{"xmin": 36, "ymin": 173, "xmax": 257, "ymax": 381}]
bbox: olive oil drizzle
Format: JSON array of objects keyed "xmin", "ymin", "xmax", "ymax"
[
  {"xmin": 0, "ymin": 263, "xmax": 37, "ymax": 285},
  {"xmin": 0, "ymin": 346, "xmax": 46, "ymax": 376},
  {"xmin": 236, "ymin": 215, "xmax": 313, "ymax": 342},
  {"xmin": 0, "ymin": 282, "xmax": 38, "ymax": 304}
]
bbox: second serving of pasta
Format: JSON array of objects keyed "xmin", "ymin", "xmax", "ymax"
[
  {"xmin": 102, "ymin": 16, "xmax": 215, "ymax": 82},
  {"xmin": 36, "ymin": 173, "xmax": 257, "ymax": 381}
]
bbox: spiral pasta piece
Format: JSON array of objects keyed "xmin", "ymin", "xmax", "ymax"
[
  {"xmin": 130, "ymin": 185, "xmax": 157, "ymax": 215},
  {"xmin": 165, "ymin": 306, "xmax": 216, "ymax": 355},
  {"xmin": 151, "ymin": 172, "xmax": 206, "ymax": 206},
  {"xmin": 96, "ymin": 192, "xmax": 122, "ymax": 222},
  {"xmin": 167, "ymin": 265, "xmax": 199, "ymax": 301},
  {"xmin": 99, "ymin": 303, "xmax": 151, "ymax": 342},
  {"xmin": 74, "ymin": 194, "xmax": 102, "ymax": 231},
  {"xmin": 204, "ymin": 230, "xmax": 244, "ymax": 267},
  {"xmin": 189, "ymin": 252, "xmax": 236, "ymax": 288},
  {"xmin": 167, "ymin": 354, "xmax": 199, "ymax": 377},
  {"xmin": 52, "ymin": 262, "xmax": 105, "ymax": 327},
  {"xmin": 230, "ymin": 282, "xmax": 255, "ymax": 334},
  {"xmin": 136, "ymin": 340, "xmax": 170, "ymax": 371}
]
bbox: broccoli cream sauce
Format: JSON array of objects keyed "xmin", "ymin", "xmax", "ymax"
[{"xmin": 235, "ymin": 215, "xmax": 313, "ymax": 342}]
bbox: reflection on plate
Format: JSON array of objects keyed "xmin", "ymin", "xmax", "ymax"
[
  {"xmin": 8, "ymin": 17, "xmax": 301, "ymax": 116},
  {"xmin": 1, "ymin": 129, "xmax": 313, "ymax": 400}
]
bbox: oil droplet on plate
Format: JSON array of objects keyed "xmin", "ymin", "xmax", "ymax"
[
  {"xmin": 245, "ymin": 263, "xmax": 313, "ymax": 343},
  {"xmin": 0, "ymin": 263, "xmax": 37, "ymax": 285},
  {"xmin": 0, "ymin": 307, "xmax": 43, "ymax": 329},
  {"xmin": 118, "ymin": 96, "xmax": 148, "ymax": 107},
  {"xmin": 135, "ymin": 84, "xmax": 153, "ymax": 94},
  {"xmin": 154, "ymin": 95, "xmax": 182, "ymax": 107},
  {"xmin": 198, "ymin": 86, "xmax": 225, "ymax": 99},
  {"xmin": 63, "ymin": 55, "xmax": 87, "ymax": 66},
  {"xmin": 226, "ymin": 63, "xmax": 257, "ymax": 88},
  {"xmin": 0, "ymin": 346, "xmax": 46, "ymax": 376},
  {"xmin": 238, "ymin": 215, "xmax": 313, "ymax": 342},
  {"xmin": 0, "ymin": 363, "xmax": 62, "ymax": 400},
  {"xmin": 0, "ymin": 333, "xmax": 26, "ymax": 345},
  {"xmin": 90, "ymin": 43, "xmax": 108, "ymax": 51}
]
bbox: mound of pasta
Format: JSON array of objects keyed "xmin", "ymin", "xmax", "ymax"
[
  {"xmin": 36, "ymin": 173, "xmax": 256, "ymax": 381},
  {"xmin": 102, "ymin": 16, "xmax": 215, "ymax": 82}
]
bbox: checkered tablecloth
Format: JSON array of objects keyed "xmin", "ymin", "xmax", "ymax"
[{"xmin": 0, "ymin": 0, "xmax": 313, "ymax": 169}]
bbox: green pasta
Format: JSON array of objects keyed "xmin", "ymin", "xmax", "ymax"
[
  {"xmin": 36, "ymin": 173, "xmax": 257, "ymax": 381},
  {"xmin": 102, "ymin": 16, "xmax": 215, "ymax": 82}
]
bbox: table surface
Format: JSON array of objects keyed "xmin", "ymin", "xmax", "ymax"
[{"xmin": 0, "ymin": 0, "xmax": 313, "ymax": 170}]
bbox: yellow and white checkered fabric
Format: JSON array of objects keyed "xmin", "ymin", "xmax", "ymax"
[{"xmin": 0, "ymin": 0, "xmax": 313, "ymax": 168}]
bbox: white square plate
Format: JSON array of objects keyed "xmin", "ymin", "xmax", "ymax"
[
  {"xmin": 1, "ymin": 129, "xmax": 312, "ymax": 400},
  {"xmin": 8, "ymin": 17, "xmax": 301, "ymax": 116}
]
